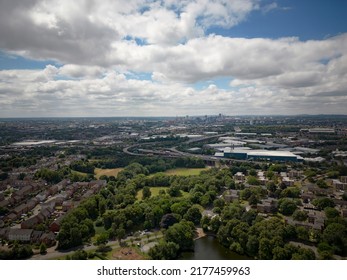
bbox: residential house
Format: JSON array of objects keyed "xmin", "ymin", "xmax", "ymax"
[
  {"xmin": 332, "ymin": 179, "xmax": 347, "ymax": 191},
  {"xmin": 0, "ymin": 199, "xmax": 9, "ymax": 208},
  {"xmin": 333, "ymin": 199, "xmax": 347, "ymax": 207},
  {"xmin": 50, "ymin": 215, "xmax": 65, "ymax": 232},
  {"xmin": 5, "ymin": 213, "xmax": 17, "ymax": 222},
  {"xmin": 307, "ymin": 210, "xmax": 326, "ymax": 231},
  {"xmin": 12, "ymin": 203, "xmax": 29, "ymax": 218},
  {"xmin": 303, "ymin": 202, "xmax": 319, "ymax": 210},
  {"xmin": 223, "ymin": 190, "xmax": 239, "ymax": 203},
  {"xmin": 35, "ymin": 192, "xmax": 47, "ymax": 202},
  {"xmin": 27, "ymin": 198, "xmax": 38, "ymax": 211},
  {"xmin": 15, "ymin": 185, "xmax": 33, "ymax": 197},
  {"xmin": 10, "ymin": 195, "xmax": 23, "ymax": 205},
  {"xmin": 289, "ymin": 170, "xmax": 302, "ymax": 179},
  {"xmin": 341, "ymin": 176, "xmax": 347, "ymax": 184},
  {"xmin": 55, "ymin": 194, "xmax": 66, "ymax": 205},
  {"xmin": 257, "ymin": 198, "xmax": 278, "ymax": 213},
  {"xmin": 282, "ymin": 176, "xmax": 295, "ymax": 187},
  {"xmin": 40, "ymin": 231, "xmax": 56, "ymax": 246},
  {"xmin": 307, "ymin": 185, "xmax": 334, "ymax": 195},
  {"xmin": 301, "ymin": 192, "xmax": 315, "ymax": 203},
  {"xmin": 0, "ymin": 228, "xmax": 10, "ymax": 239},
  {"xmin": 37, "ymin": 207, "xmax": 53, "ymax": 223},
  {"xmin": 48, "ymin": 185, "xmax": 59, "ymax": 196},
  {"xmin": 8, "ymin": 228, "xmax": 33, "ymax": 242},
  {"xmin": 21, "ymin": 215, "xmax": 40, "ymax": 229},
  {"xmin": 41, "ymin": 201, "xmax": 56, "ymax": 211},
  {"xmin": 234, "ymin": 172, "xmax": 245, "ymax": 182},
  {"xmin": 31, "ymin": 230, "xmax": 43, "ymax": 244},
  {"xmin": 62, "ymin": 201, "xmax": 74, "ymax": 212},
  {"xmin": 257, "ymin": 171, "xmax": 267, "ymax": 185},
  {"xmin": 81, "ymin": 189, "xmax": 94, "ymax": 199}
]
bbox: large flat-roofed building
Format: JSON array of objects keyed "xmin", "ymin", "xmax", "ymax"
[
  {"xmin": 308, "ymin": 128, "xmax": 335, "ymax": 134},
  {"xmin": 219, "ymin": 148, "xmax": 303, "ymax": 162}
]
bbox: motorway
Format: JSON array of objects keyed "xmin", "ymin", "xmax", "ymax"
[{"xmin": 122, "ymin": 133, "xmax": 230, "ymax": 162}]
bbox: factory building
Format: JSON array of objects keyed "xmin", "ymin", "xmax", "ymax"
[{"xmin": 216, "ymin": 147, "xmax": 303, "ymax": 162}]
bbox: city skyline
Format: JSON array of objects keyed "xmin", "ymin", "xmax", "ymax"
[{"xmin": 0, "ymin": 0, "xmax": 347, "ymax": 117}]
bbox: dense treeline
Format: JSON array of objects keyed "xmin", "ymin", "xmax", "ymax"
[
  {"xmin": 0, "ymin": 156, "xmax": 37, "ymax": 172},
  {"xmin": 0, "ymin": 243, "xmax": 33, "ymax": 260},
  {"xmin": 54, "ymin": 161, "xmax": 347, "ymax": 259},
  {"xmin": 95, "ymin": 156, "xmax": 205, "ymax": 173},
  {"xmin": 70, "ymin": 160, "xmax": 95, "ymax": 174},
  {"xmin": 202, "ymin": 203, "xmax": 316, "ymax": 260}
]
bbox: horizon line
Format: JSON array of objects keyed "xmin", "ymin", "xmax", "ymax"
[{"xmin": 1, "ymin": 114, "xmax": 347, "ymax": 119}]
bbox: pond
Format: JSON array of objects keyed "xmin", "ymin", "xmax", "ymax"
[{"xmin": 180, "ymin": 236, "xmax": 252, "ymax": 260}]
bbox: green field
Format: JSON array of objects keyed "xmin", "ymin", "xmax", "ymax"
[
  {"xmin": 136, "ymin": 187, "xmax": 169, "ymax": 200},
  {"xmin": 136, "ymin": 187, "xmax": 190, "ymax": 200},
  {"xmin": 71, "ymin": 170, "xmax": 89, "ymax": 178},
  {"xmin": 94, "ymin": 167, "xmax": 124, "ymax": 179},
  {"xmin": 163, "ymin": 167, "xmax": 209, "ymax": 176}
]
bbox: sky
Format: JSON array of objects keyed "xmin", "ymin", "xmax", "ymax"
[{"xmin": 0, "ymin": 0, "xmax": 346, "ymax": 117}]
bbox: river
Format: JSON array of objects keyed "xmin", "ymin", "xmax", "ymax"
[{"xmin": 180, "ymin": 236, "xmax": 252, "ymax": 260}]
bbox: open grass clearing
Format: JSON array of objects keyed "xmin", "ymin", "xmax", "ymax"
[
  {"xmin": 136, "ymin": 187, "xmax": 168, "ymax": 200},
  {"xmin": 94, "ymin": 167, "xmax": 123, "ymax": 179},
  {"xmin": 71, "ymin": 170, "xmax": 89, "ymax": 178},
  {"xmin": 163, "ymin": 167, "xmax": 209, "ymax": 176},
  {"xmin": 136, "ymin": 186, "xmax": 190, "ymax": 200}
]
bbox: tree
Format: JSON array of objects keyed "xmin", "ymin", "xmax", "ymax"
[
  {"xmin": 142, "ymin": 186, "xmax": 151, "ymax": 200},
  {"xmin": 291, "ymin": 248, "xmax": 315, "ymax": 260},
  {"xmin": 210, "ymin": 216, "xmax": 222, "ymax": 233},
  {"xmin": 160, "ymin": 213, "xmax": 179, "ymax": 229},
  {"xmin": 39, "ymin": 243, "xmax": 47, "ymax": 254},
  {"xmin": 278, "ymin": 198, "xmax": 297, "ymax": 216},
  {"xmin": 312, "ymin": 197, "xmax": 335, "ymax": 210},
  {"xmin": 292, "ymin": 210, "xmax": 308, "ymax": 221},
  {"xmin": 200, "ymin": 215, "xmax": 211, "ymax": 231},
  {"xmin": 322, "ymin": 223, "xmax": 347, "ymax": 255},
  {"xmin": 70, "ymin": 250, "xmax": 88, "ymax": 260},
  {"xmin": 246, "ymin": 235, "xmax": 259, "ymax": 257},
  {"xmin": 0, "ymin": 172, "xmax": 9, "ymax": 181},
  {"xmin": 324, "ymin": 207, "xmax": 340, "ymax": 219},
  {"xmin": 165, "ymin": 220, "xmax": 195, "ymax": 251},
  {"xmin": 280, "ymin": 187, "xmax": 300, "ymax": 198},
  {"xmin": 0, "ymin": 206, "xmax": 9, "ymax": 216},
  {"xmin": 183, "ymin": 206, "xmax": 202, "ymax": 225},
  {"xmin": 168, "ymin": 185, "xmax": 181, "ymax": 197},
  {"xmin": 296, "ymin": 226, "xmax": 309, "ymax": 241},
  {"xmin": 316, "ymin": 179, "xmax": 328, "ymax": 189},
  {"xmin": 148, "ymin": 241, "xmax": 179, "ymax": 260},
  {"xmin": 95, "ymin": 232, "xmax": 109, "ymax": 246},
  {"xmin": 170, "ymin": 201, "xmax": 192, "ymax": 217},
  {"xmin": 247, "ymin": 176, "xmax": 260, "ymax": 186},
  {"xmin": 115, "ymin": 227, "xmax": 126, "ymax": 245},
  {"xmin": 318, "ymin": 242, "xmax": 335, "ymax": 259},
  {"xmin": 258, "ymin": 238, "xmax": 273, "ymax": 260},
  {"xmin": 266, "ymin": 181, "xmax": 277, "ymax": 193},
  {"xmin": 266, "ymin": 171, "xmax": 275, "ymax": 180}
]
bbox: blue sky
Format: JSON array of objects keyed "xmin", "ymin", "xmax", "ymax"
[
  {"xmin": 222, "ymin": 0, "xmax": 347, "ymax": 40},
  {"xmin": 0, "ymin": 0, "xmax": 346, "ymax": 117}
]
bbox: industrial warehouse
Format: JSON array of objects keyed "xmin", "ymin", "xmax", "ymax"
[{"xmin": 215, "ymin": 147, "xmax": 304, "ymax": 162}]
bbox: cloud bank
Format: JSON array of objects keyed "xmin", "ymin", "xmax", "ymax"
[{"xmin": 0, "ymin": 0, "xmax": 346, "ymax": 116}]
